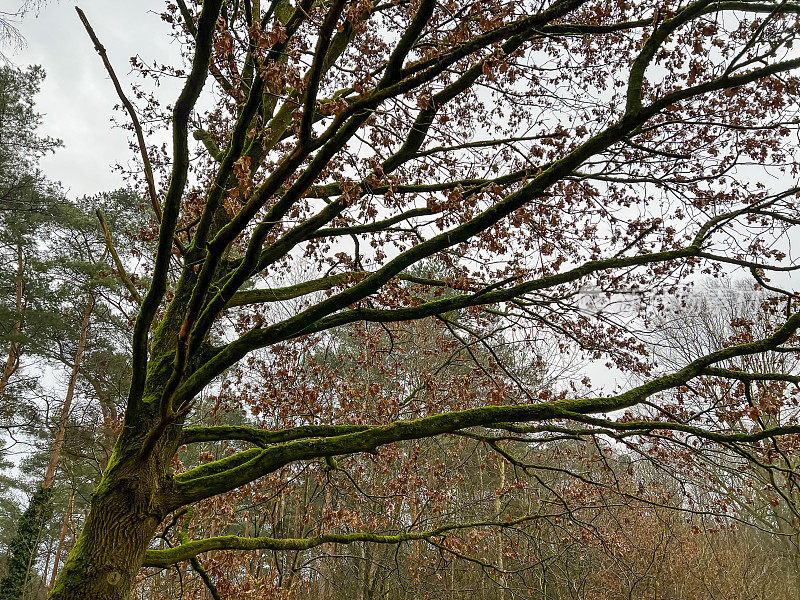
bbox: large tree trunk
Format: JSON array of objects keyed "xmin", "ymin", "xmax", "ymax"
[
  {"xmin": 47, "ymin": 444, "xmax": 174, "ymax": 600},
  {"xmin": 48, "ymin": 346, "xmax": 181, "ymax": 600}
]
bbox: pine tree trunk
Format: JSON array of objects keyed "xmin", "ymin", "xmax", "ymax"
[
  {"xmin": 0, "ymin": 294, "xmax": 97, "ymax": 600},
  {"xmin": 0, "ymin": 245, "xmax": 24, "ymax": 402},
  {"xmin": 41, "ymin": 533, "xmax": 55, "ymax": 594},
  {"xmin": 0, "ymin": 487, "xmax": 54, "ymax": 600},
  {"xmin": 43, "ymin": 294, "xmax": 94, "ymax": 489},
  {"xmin": 48, "ymin": 488, "xmax": 74, "ymax": 590},
  {"xmin": 495, "ymin": 458, "xmax": 506, "ymax": 600}
]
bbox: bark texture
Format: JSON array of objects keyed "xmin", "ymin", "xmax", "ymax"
[{"xmin": 48, "ymin": 450, "xmax": 172, "ymax": 600}]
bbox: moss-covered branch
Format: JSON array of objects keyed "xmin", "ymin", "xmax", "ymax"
[
  {"xmin": 126, "ymin": 0, "xmax": 224, "ymax": 419},
  {"xmin": 169, "ymin": 308, "xmax": 800, "ymax": 507},
  {"xmin": 299, "ymin": 0, "xmax": 347, "ymax": 145},
  {"xmin": 180, "ymin": 424, "xmax": 371, "ymax": 446},
  {"xmin": 701, "ymin": 367, "xmax": 800, "ymax": 384},
  {"xmin": 225, "ymin": 272, "xmax": 363, "ymax": 307},
  {"xmin": 142, "ymin": 514, "xmax": 547, "ymax": 568},
  {"xmin": 225, "ymin": 269, "xmax": 463, "ymax": 308}
]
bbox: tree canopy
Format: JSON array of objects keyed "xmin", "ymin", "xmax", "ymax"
[{"xmin": 6, "ymin": 1, "xmax": 800, "ymax": 599}]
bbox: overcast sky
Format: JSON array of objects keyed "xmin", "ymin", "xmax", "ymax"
[{"xmin": 12, "ymin": 1, "xmax": 180, "ymax": 198}]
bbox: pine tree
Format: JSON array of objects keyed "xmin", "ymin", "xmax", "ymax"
[{"xmin": 0, "ymin": 64, "xmax": 62, "ymax": 413}]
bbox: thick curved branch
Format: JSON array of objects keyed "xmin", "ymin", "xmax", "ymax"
[
  {"xmin": 168, "ymin": 307, "xmax": 800, "ymax": 507},
  {"xmin": 300, "ymin": 0, "xmax": 347, "ymax": 145},
  {"xmin": 225, "ymin": 272, "xmax": 364, "ymax": 307},
  {"xmin": 180, "ymin": 423, "xmax": 371, "ymax": 446},
  {"xmin": 225, "ymin": 269, "xmax": 461, "ymax": 307},
  {"xmin": 626, "ymin": 1, "xmax": 800, "ymax": 113},
  {"xmin": 143, "ymin": 514, "xmax": 547, "ymax": 568},
  {"xmin": 127, "ymin": 0, "xmax": 224, "ymax": 418}
]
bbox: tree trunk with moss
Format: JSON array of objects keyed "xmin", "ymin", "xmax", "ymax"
[
  {"xmin": 48, "ymin": 348, "xmax": 183, "ymax": 600},
  {"xmin": 47, "ymin": 455, "xmax": 169, "ymax": 599}
]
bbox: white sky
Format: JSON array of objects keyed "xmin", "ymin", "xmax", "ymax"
[{"xmin": 11, "ymin": 1, "xmax": 180, "ymax": 198}]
